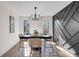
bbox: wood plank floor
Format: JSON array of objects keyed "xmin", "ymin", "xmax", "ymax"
[
  {"xmin": 2, "ymin": 39, "xmax": 56, "ymax": 57},
  {"xmin": 2, "ymin": 39, "xmax": 74, "ymax": 57},
  {"xmin": 2, "ymin": 42, "xmax": 20, "ymax": 57}
]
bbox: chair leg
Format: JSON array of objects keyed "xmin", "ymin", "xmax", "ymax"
[
  {"xmin": 39, "ymin": 48, "xmax": 41, "ymax": 57},
  {"xmin": 29, "ymin": 48, "xmax": 32, "ymax": 57},
  {"xmin": 30, "ymin": 47, "xmax": 41, "ymax": 57}
]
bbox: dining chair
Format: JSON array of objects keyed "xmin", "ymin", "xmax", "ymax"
[{"xmin": 28, "ymin": 38, "xmax": 42, "ymax": 57}]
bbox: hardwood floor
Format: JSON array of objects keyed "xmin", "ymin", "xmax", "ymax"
[
  {"xmin": 2, "ymin": 39, "xmax": 74, "ymax": 57},
  {"xmin": 2, "ymin": 39, "xmax": 55, "ymax": 57},
  {"xmin": 2, "ymin": 42, "xmax": 20, "ymax": 57}
]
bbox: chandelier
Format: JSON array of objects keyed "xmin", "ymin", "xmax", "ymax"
[{"xmin": 29, "ymin": 7, "xmax": 42, "ymax": 20}]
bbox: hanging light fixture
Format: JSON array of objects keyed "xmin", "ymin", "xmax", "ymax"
[{"xmin": 29, "ymin": 7, "xmax": 42, "ymax": 20}]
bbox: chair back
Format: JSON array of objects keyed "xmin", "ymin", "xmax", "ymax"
[{"xmin": 28, "ymin": 38, "xmax": 42, "ymax": 48}]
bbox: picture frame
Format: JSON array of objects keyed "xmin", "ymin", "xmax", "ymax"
[
  {"xmin": 43, "ymin": 19, "xmax": 49, "ymax": 35},
  {"xmin": 24, "ymin": 20, "xmax": 30, "ymax": 35},
  {"xmin": 9, "ymin": 15, "xmax": 15, "ymax": 33}
]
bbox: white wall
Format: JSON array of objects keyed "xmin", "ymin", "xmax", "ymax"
[
  {"xmin": 19, "ymin": 16, "xmax": 53, "ymax": 36},
  {"xmin": 0, "ymin": 1, "xmax": 71, "ymax": 16},
  {"xmin": 0, "ymin": 5, "xmax": 19, "ymax": 56}
]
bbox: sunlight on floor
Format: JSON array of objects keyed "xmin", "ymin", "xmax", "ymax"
[
  {"xmin": 17, "ymin": 40, "xmax": 54, "ymax": 57},
  {"xmin": 24, "ymin": 41, "xmax": 31, "ymax": 57}
]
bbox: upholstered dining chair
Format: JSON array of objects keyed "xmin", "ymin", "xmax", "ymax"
[{"xmin": 28, "ymin": 38, "xmax": 42, "ymax": 57}]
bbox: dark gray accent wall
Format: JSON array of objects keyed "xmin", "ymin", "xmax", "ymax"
[{"xmin": 53, "ymin": 1, "xmax": 79, "ymax": 56}]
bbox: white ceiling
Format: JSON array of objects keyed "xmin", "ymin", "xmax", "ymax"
[{"xmin": 0, "ymin": 1, "xmax": 72, "ymax": 16}]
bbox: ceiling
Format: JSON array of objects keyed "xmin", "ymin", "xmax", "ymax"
[{"xmin": 0, "ymin": 1, "xmax": 72, "ymax": 16}]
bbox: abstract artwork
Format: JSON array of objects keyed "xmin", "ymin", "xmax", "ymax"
[
  {"xmin": 9, "ymin": 16, "xmax": 15, "ymax": 33},
  {"xmin": 43, "ymin": 19, "xmax": 49, "ymax": 35},
  {"xmin": 24, "ymin": 20, "xmax": 30, "ymax": 35}
]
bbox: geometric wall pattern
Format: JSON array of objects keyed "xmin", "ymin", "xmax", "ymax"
[{"xmin": 53, "ymin": 1, "xmax": 79, "ymax": 56}]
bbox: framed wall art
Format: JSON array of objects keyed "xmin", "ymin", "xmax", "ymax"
[
  {"xmin": 24, "ymin": 20, "xmax": 30, "ymax": 35},
  {"xmin": 43, "ymin": 19, "xmax": 49, "ymax": 35},
  {"xmin": 9, "ymin": 15, "xmax": 15, "ymax": 33}
]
